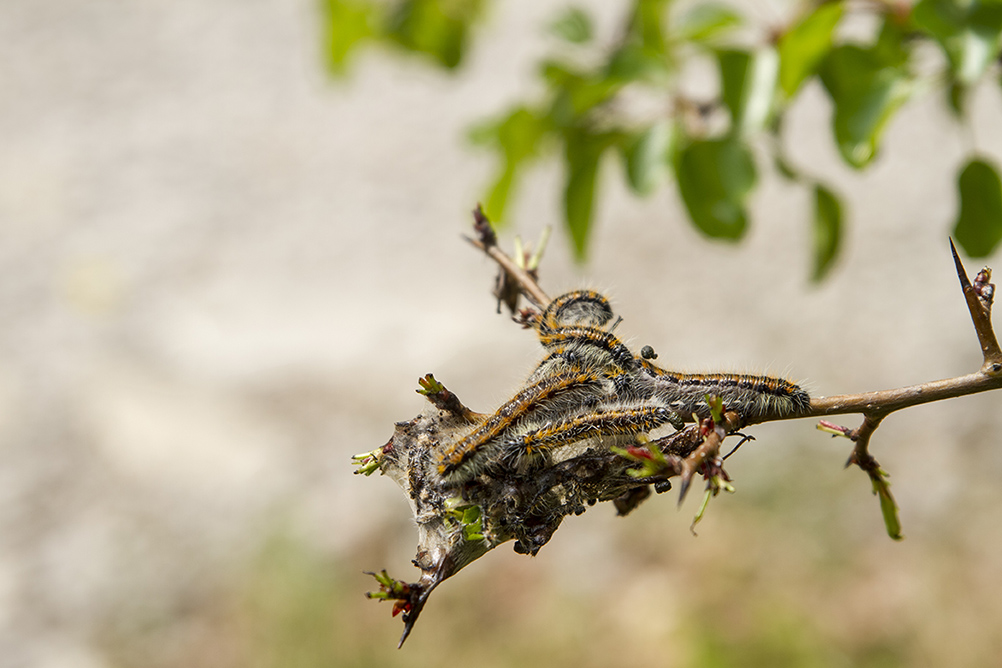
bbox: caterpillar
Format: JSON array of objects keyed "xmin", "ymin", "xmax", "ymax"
[
  {"xmin": 436, "ymin": 370, "xmax": 611, "ymax": 482},
  {"xmin": 503, "ymin": 404, "xmax": 674, "ymax": 472},
  {"xmin": 434, "ymin": 290, "xmax": 810, "ymax": 485},
  {"xmin": 636, "ymin": 358, "xmax": 811, "ymax": 420},
  {"xmin": 538, "ymin": 290, "xmax": 614, "ymax": 332},
  {"xmin": 538, "ymin": 325, "xmax": 637, "ymax": 372},
  {"xmin": 530, "ymin": 291, "xmax": 634, "ymax": 373}
]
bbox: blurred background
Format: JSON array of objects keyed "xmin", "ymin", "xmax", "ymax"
[{"xmin": 3, "ymin": 0, "xmax": 1002, "ymax": 666}]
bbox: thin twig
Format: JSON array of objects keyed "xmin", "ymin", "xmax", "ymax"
[
  {"xmin": 784, "ymin": 371, "xmax": 1002, "ymax": 421},
  {"xmin": 464, "ymin": 208, "xmax": 550, "ymax": 308}
]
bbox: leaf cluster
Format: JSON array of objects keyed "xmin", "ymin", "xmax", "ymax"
[{"xmin": 326, "ymin": 0, "xmax": 1002, "ymax": 276}]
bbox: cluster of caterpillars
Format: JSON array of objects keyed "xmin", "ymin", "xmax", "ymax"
[{"xmin": 435, "ymin": 290, "xmax": 811, "ymax": 483}]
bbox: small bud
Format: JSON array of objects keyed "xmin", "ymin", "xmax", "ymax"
[{"xmin": 817, "ymin": 420, "xmax": 852, "ymax": 438}]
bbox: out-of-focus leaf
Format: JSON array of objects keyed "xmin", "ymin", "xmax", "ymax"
[
  {"xmin": 774, "ymin": 151, "xmax": 801, "ymax": 182},
  {"xmin": 622, "ymin": 121, "xmax": 676, "ymax": 196},
  {"xmin": 550, "ymin": 6, "xmax": 593, "ymax": 44},
  {"xmin": 471, "ymin": 107, "xmax": 548, "ymax": 224},
  {"xmin": 812, "ymin": 183, "xmax": 843, "ymax": 282},
  {"xmin": 564, "ymin": 130, "xmax": 611, "ymax": 260},
  {"xmin": 385, "ymin": 0, "xmax": 483, "ymax": 69},
  {"xmin": 496, "ymin": 107, "xmax": 547, "ymax": 161},
  {"xmin": 913, "ymin": 0, "xmax": 1002, "ymax": 85},
  {"xmin": 629, "ymin": 0, "xmax": 671, "ymax": 54},
  {"xmin": 672, "ymin": 2, "xmax": 744, "ymax": 42},
  {"xmin": 872, "ymin": 15, "xmax": 912, "ymax": 68},
  {"xmin": 483, "ymin": 168, "xmax": 516, "ymax": 226},
  {"xmin": 326, "ymin": 0, "xmax": 375, "ymax": 75},
  {"xmin": 676, "ymin": 137, "xmax": 757, "ymax": 240},
  {"xmin": 953, "ymin": 157, "xmax": 1002, "ymax": 257},
  {"xmin": 542, "ymin": 61, "xmax": 621, "ymax": 126},
  {"xmin": 778, "ymin": 1, "xmax": 844, "ymax": 98},
  {"xmin": 819, "ymin": 44, "xmax": 912, "ymax": 168},
  {"xmin": 717, "ymin": 48, "xmax": 779, "ymax": 135},
  {"xmin": 606, "ymin": 42, "xmax": 671, "ymax": 84},
  {"xmin": 948, "ymin": 80, "xmax": 968, "ymax": 117}
]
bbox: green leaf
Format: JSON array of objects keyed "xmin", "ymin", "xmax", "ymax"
[
  {"xmin": 672, "ymin": 2, "xmax": 744, "ymax": 42},
  {"xmin": 542, "ymin": 61, "xmax": 622, "ymax": 126},
  {"xmin": 495, "ymin": 107, "xmax": 547, "ymax": 161},
  {"xmin": 913, "ymin": 0, "xmax": 1002, "ymax": 85},
  {"xmin": 564, "ymin": 130, "xmax": 610, "ymax": 260},
  {"xmin": 385, "ymin": 0, "xmax": 483, "ymax": 69},
  {"xmin": 870, "ymin": 469, "xmax": 903, "ymax": 541},
  {"xmin": 774, "ymin": 151, "xmax": 801, "ymax": 182},
  {"xmin": 819, "ymin": 44, "xmax": 912, "ymax": 168},
  {"xmin": 778, "ymin": 1, "xmax": 845, "ymax": 98},
  {"xmin": 717, "ymin": 48, "xmax": 779, "ymax": 135},
  {"xmin": 622, "ymin": 121, "xmax": 676, "ymax": 196},
  {"xmin": 605, "ymin": 42, "xmax": 671, "ymax": 84},
  {"xmin": 325, "ymin": 0, "xmax": 375, "ymax": 75},
  {"xmin": 676, "ymin": 137, "xmax": 757, "ymax": 240},
  {"xmin": 953, "ymin": 157, "xmax": 1002, "ymax": 257},
  {"xmin": 629, "ymin": 0, "xmax": 671, "ymax": 54},
  {"xmin": 811, "ymin": 183, "xmax": 843, "ymax": 281},
  {"xmin": 550, "ymin": 6, "xmax": 593, "ymax": 44},
  {"xmin": 472, "ymin": 107, "xmax": 548, "ymax": 224},
  {"xmin": 872, "ymin": 16, "xmax": 912, "ymax": 68},
  {"xmin": 948, "ymin": 80, "xmax": 969, "ymax": 117}
]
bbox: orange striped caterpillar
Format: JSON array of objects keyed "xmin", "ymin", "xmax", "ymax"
[
  {"xmin": 538, "ymin": 289, "xmax": 614, "ymax": 332},
  {"xmin": 634, "ymin": 358, "xmax": 811, "ymax": 419},
  {"xmin": 502, "ymin": 404, "xmax": 674, "ymax": 471},
  {"xmin": 436, "ymin": 370, "xmax": 612, "ymax": 481},
  {"xmin": 526, "ymin": 290, "xmax": 634, "ymax": 374},
  {"xmin": 435, "ymin": 290, "xmax": 810, "ymax": 484},
  {"xmin": 538, "ymin": 326, "xmax": 637, "ymax": 372}
]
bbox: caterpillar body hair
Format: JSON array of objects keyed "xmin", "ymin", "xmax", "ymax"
[
  {"xmin": 503, "ymin": 404, "xmax": 673, "ymax": 471},
  {"xmin": 637, "ymin": 359, "xmax": 811, "ymax": 420},
  {"xmin": 539, "ymin": 325, "xmax": 637, "ymax": 372},
  {"xmin": 436, "ymin": 370, "xmax": 610, "ymax": 482},
  {"xmin": 436, "ymin": 287, "xmax": 809, "ymax": 484},
  {"xmin": 527, "ymin": 347, "xmax": 588, "ymax": 383},
  {"xmin": 539, "ymin": 290, "xmax": 614, "ymax": 332}
]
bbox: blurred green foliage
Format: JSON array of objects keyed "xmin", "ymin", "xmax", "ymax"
[
  {"xmin": 953, "ymin": 157, "xmax": 1002, "ymax": 255},
  {"xmin": 325, "ymin": 0, "xmax": 1002, "ymax": 272}
]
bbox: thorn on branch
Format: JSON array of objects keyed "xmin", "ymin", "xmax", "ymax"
[
  {"xmin": 677, "ymin": 412, "xmax": 727, "ymax": 507},
  {"xmin": 950, "ymin": 239, "xmax": 1001, "ymax": 370}
]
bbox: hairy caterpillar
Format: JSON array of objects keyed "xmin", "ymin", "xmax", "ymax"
[
  {"xmin": 436, "ymin": 370, "xmax": 612, "ymax": 481},
  {"xmin": 503, "ymin": 404, "xmax": 674, "ymax": 471},
  {"xmin": 435, "ymin": 290, "xmax": 810, "ymax": 485},
  {"xmin": 538, "ymin": 289, "xmax": 614, "ymax": 332},
  {"xmin": 636, "ymin": 359, "xmax": 811, "ymax": 419},
  {"xmin": 538, "ymin": 326, "xmax": 637, "ymax": 372}
]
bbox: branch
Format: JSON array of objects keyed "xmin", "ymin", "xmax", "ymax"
[
  {"xmin": 357, "ymin": 216, "xmax": 1000, "ymax": 645},
  {"xmin": 464, "ymin": 204, "xmax": 550, "ymax": 310}
]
